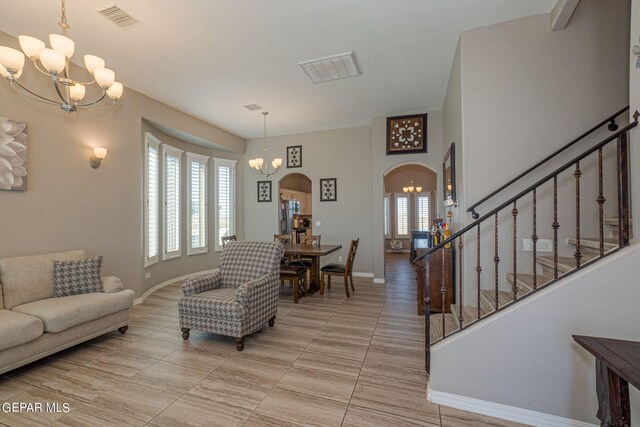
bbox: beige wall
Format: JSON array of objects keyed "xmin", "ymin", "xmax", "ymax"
[
  {"xmin": 244, "ymin": 126, "xmax": 375, "ymax": 274},
  {"xmin": 0, "ymin": 30, "xmax": 245, "ymax": 297},
  {"xmin": 279, "ymin": 173, "xmax": 312, "ymax": 193},
  {"xmin": 384, "ymin": 164, "xmax": 437, "ymax": 194}
]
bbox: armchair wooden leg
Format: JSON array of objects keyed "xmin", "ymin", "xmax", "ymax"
[
  {"xmin": 350, "ymin": 275, "xmax": 355, "ymax": 292},
  {"xmin": 118, "ymin": 325, "xmax": 128, "ymax": 334},
  {"xmin": 235, "ymin": 337, "xmax": 245, "ymax": 351},
  {"xmin": 293, "ymin": 278, "xmax": 299, "ymax": 304},
  {"xmin": 269, "ymin": 316, "xmax": 276, "ymax": 327},
  {"xmin": 343, "ymin": 274, "xmax": 350, "ymax": 298},
  {"xmin": 181, "ymin": 328, "xmax": 190, "ymax": 340}
]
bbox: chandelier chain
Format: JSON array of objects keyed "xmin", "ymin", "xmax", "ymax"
[{"xmin": 59, "ymin": 0, "xmax": 70, "ymax": 34}]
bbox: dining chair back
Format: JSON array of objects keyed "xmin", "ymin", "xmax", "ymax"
[{"xmin": 221, "ymin": 235, "xmax": 238, "ymax": 248}]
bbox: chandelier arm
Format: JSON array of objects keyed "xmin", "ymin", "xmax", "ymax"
[
  {"xmin": 73, "ymin": 90, "xmax": 107, "ymax": 107},
  {"xmin": 10, "ymin": 80, "xmax": 61, "ymax": 105},
  {"xmin": 73, "ymin": 78, "xmax": 96, "ymax": 85},
  {"xmin": 75, "ymin": 99, "xmax": 117, "ymax": 111},
  {"xmin": 32, "ymin": 60, "xmax": 57, "ymax": 78},
  {"xmin": 53, "ymin": 79, "xmax": 70, "ymax": 104}
]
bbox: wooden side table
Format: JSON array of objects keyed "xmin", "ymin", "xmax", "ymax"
[{"xmin": 573, "ymin": 335, "xmax": 640, "ymax": 427}]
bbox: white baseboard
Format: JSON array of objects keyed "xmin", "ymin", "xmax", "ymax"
[
  {"xmin": 427, "ymin": 385, "xmax": 597, "ymax": 427},
  {"xmin": 352, "ymin": 272, "xmax": 374, "ymax": 278},
  {"xmin": 373, "ymin": 278, "xmax": 385, "ymax": 284},
  {"xmin": 134, "ymin": 269, "xmax": 218, "ymax": 305}
]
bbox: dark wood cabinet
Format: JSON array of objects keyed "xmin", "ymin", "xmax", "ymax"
[{"xmin": 415, "ymin": 247, "xmax": 454, "ymax": 315}]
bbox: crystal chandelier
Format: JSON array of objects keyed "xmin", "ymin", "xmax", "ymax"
[
  {"xmin": 0, "ymin": 0, "xmax": 124, "ymax": 113},
  {"xmin": 248, "ymin": 112, "xmax": 282, "ymax": 177},
  {"xmin": 403, "ymin": 177, "xmax": 422, "ymax": 193}
]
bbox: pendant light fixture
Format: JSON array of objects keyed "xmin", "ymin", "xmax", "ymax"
[
  {"xmin": 403, "ymin": 177, "xmax": 422, "ymax": 193},
  {"xmin": 0, "ymin": 0, "xmax": 124, "ymax": 113},
  {"xmin": 248, "ymin": 112, "xmax": 282, "ymax": 177}
]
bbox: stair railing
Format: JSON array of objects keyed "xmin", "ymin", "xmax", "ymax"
[
  {"xmin": 414, "ymin": 111, "xmax": 638, "ymax": 373},
  {"xmin": 467, "ymin": 106, "xmax": 630, "ymax": 219}
]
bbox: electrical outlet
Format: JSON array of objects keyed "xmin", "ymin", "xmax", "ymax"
[
  {"xmin": 315, "ymin": 220, "xmax": 322, "ymax": 227},
  {"xmin": 338, "ymin": 256, "xmax": 343, "ymax": 262},
  {"xmin": 145, "ymin": 272, "xmax": 151, "ymax": 280},
  {"xmin": 523, "ymin": 238, "xmax": 552, "ymax": 252}
]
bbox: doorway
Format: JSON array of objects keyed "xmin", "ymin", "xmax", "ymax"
[
  {"xmin": 383, "ymin": 164, "xmax": 437, "ymax": 277},
  {"xmin": 278, "ymin": 173, "xmax": 312, "ymax": 243}
]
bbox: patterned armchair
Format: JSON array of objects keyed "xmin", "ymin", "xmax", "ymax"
[{"xmin": 178, "ymin": 241, "xmax": 284, "ymax": 351}]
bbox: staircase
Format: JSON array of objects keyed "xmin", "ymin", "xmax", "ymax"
[
  {"xmin": 415, "ymin": 107, "xmax": 639, "ymax": 372},
  {"xmin": 449, "ymin": 218, "xmax": 630, "ymax": 329}
]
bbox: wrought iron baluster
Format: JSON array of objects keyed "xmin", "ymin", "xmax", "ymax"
[
  {"xmin": 458, "ymin": 237, "xmax": 463, "ymax": 329},
  {"xmin": 441, "ymin": 248, "xmax": 446, "ymax": 337},
  {"xmin": 532, "ymin": 189, "xmax": 538, "ymax": 291},
  {"xmin": 494, "ymin": 213, "xmax": 499, "ymax": 311},
  {"xmin": 597, "ymin": 148, "xmax": 605, "ymax": 256},
  {"xmin": 424, "ymin": 254, "xmax": 431, "ymax": 373},
  {"xmin": 512, "ymin": 201, "xmax": 518, "ymax": 301},
  {"xmin": 476, "ymin": 224, "xmax": 482, "ymax": 320},
  {"xmin": 574, "ymin": 162, "xmax": 582, "ymax": 268},
  {"xmin": 617, "ymin": 131, "xmax": 630, "ymax": 247},
  {"xmin": 552, "ymin": 176, "xmax": 559, "ymax": 279}
]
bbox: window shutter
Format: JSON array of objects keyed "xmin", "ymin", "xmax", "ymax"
[
  {"xmin": 416, "ymin": 194, "xmax": 430, "ymax": 231},
  {"xmin": 187, "ymin": 153, "xmax": 209, "ymax": 255},
  {"xmin": 163, "ymin": 145, "xmax": 183, "ymax": 259},
  {"xmin": 144, "ymin": 133, "xmax": 161, "ymax": 267},
  {"xmin": 396, "ymin": 195, "xmax": 409, "ymax": 236},
  {"xmin": 215, "ymin": 158, "xmax": 237, "ymax": 251}
]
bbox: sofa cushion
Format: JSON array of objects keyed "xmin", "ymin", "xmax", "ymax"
[
  {"xmin": 53, "ymin": 256, "xmax": 104, "ymax": 297},
  {"xmin": 0, "ymin": 309, "xmax": 43, "ymax": 351},
  {"xmin": 0, "ymin": 250, "xmax": 88, "ymax": 309},
  {"xmin": 12, "ymin": 290, "xmax": 135, "ymax": 333},
  {"xmin": 178, "ymin": 288, "xmax": 246, "ymax": 322}
]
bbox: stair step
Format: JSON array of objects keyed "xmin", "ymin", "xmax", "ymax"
[
  {"xmin": 604, "ymin": 218, "xmax": 633, "ymax": 228},
  {"xmin": 505, "ymin": 273, "xmax": 551, "ymax": 293},
  {"xmin": 567, "ymin": 237, "xmax": 618, "ymax": 252},
  {"xmin": 450, "ymin": 303, "xmax": 490, "ymax": 329},
  {"xmin": 479, "ymin": 289, "xmax": 515, "ymax": 312},
  {"xmin": 536, "ymin": 254, "xmax": 596, "ymax": 274}
]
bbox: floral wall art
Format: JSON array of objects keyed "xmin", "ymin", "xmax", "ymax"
[{"xmin": 0, "ymin": 117, "xmax": 28, "ymax": 191}]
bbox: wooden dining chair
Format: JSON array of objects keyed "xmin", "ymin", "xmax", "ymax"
[
  {"xmin": 320, "ymin": 238, "xmax": 359, "ymax": 298},
  {"xmin": 274, "ymin": 234, "xmax": 308, "ymax": 302},
  {"xmin": 273, "ymin": 234, "xmax": 293, "ymax": 245},
  {"xmin": 221, "ymin": 235, "xmax": 237, "ymax": 248}
]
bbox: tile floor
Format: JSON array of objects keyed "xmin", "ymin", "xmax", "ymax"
[{"xmin": 0, "ymin": 254, "xmax": 527, "ymax": 426}]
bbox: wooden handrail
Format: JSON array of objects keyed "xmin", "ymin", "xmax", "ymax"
[{"xmin": 467, "ymin": 106, "xmax": 630, "ymax": 219}]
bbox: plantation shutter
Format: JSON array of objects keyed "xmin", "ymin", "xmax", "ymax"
[
  {"xmin": 416, "ymin": 194, "xmax": 430, "ymax": 231},
  {"xmin": 187, "ymin": 153, "xmax": 209, "ymax": 255},
  {"xmin": 144, "ymin": 133, "xmax": 161, "ymax": 267},
  {"xmin": 215, "ymin": 158, "xmax": 237, "ymax": 251},
  {"xmin": 163, "ymin": 145, "xmax": 183, "ymax": 259},
  {"xmin": 396, "ymin": 195, "xmax": 409, "ymax": 236}
]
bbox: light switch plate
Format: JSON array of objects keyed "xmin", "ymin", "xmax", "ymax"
[
  {"xmin": 315, "ymin": 221, "xmax": 321, "ymax": 227},
  {"xmin": 523, "ymin": 238, "xmax": 552, "ymax": 252}
]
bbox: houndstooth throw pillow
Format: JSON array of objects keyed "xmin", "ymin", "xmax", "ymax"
[{"xmin": 53, "ymin": 256, "xmax": 104, "ymax": 297}]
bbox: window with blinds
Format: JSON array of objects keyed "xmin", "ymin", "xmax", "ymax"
[
  {"xmin": 144, "ymin": 133, "xmax": 161, "ymax": 267},
  {"xmin": 416, "ymin": 194, "xmax": 430, "ymax": 231},
  {"xmin": 163, "ymin": 144, "xmax": 184, "ymax": 260},
  {"xmin": 396, "ymin": 195, "xmax": 409, "ymax": 236},
  {"xmin": 384, "ymin": 194, "xmax": 391, "ymax": 237},
  {"xmin": 187, "ymin": 153, "xmax": 209, "ymax": 255},
  {"xmin": 215, "ymin": 158, "xmax": 237, "ymax": 251}
]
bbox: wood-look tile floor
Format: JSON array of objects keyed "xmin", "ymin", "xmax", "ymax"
[{"xmin": 0, "ymin": 254, "xmax": 527, "ymax": 426}]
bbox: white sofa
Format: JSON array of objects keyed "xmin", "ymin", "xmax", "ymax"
[{"xmin": 0, "ymin": 250, "xmax": 135, "ymax": 374}]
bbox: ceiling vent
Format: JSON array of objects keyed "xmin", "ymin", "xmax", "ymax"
[
  {"xmin": 244, "ymin": 104, "xmax": 264, "ymax": 111},
  {"xmin": 299, "ymin": 52, "xmax": 360, "ymax": 84},
  {"xmin": 97, "ymin": 5, "xmax": 140, "ymax": 30}
]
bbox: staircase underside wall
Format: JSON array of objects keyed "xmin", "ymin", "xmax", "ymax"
[{"xmin": 429, "ymin": 243, "xmax": 640, "ymax": 425}]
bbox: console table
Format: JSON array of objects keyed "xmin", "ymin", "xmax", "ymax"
[
  {"xmin": 414, "ymin": 238, "xmax": 453, "ymax": 315},
  {"xmin": 573, "ymin": 335, "xmax": 640, "ymax": 427}
]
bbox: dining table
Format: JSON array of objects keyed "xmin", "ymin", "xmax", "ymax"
[{"xmin": 282, "ymin": 243, "xmax": 342, "ymax": 295}]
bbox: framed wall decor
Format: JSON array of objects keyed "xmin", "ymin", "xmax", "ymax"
[
  {"xmin": 286, "ymin": 145, "xmax": 302, "ymax": 168},
  {"xmin": 320, "ymin": 178, "xmax": 337, "ymax": 202},
  {"xmin": 386, "ymin": 113, "xmax": 428, "ymax": 155},
  {"xmin": 443, "ymin": 142, "xmax": 456, "ymax": 207},
  {"xmin": 257, "ymin": 181, "xmax": 272, "ymax": 202},
  {"xmin": 0, "ymin": 117, "xmax": 28, "ymax": 191}
]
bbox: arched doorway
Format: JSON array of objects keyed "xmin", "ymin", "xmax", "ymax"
[
  {"xmin": 383, "ymin": 163, "xmax": 437, "ymax": 275},
  {"xmin": 278, "ymin": 173, "xmax": 312, "ymax": 242}
]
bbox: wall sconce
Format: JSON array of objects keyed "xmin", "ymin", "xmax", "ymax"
[{"xmin": 90, "ymin": 147, "xmax": 107, "ymax": 169}]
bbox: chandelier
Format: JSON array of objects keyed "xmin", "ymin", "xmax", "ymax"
[
  {"xmin": 248, "ymin": 112, "xmax": 282, "ymax": 177},
  {"xmin": 403, "ymin": 177, "xmax": 422, "ymax": 193},
  {"xmin": 0, "ymin": 0, "xmax": 123, "ymax": 113}
]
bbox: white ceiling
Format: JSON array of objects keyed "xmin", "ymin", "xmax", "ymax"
[{"xmin": 0, "ymin": 0, "xmax": 556, "ymax": 139}]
